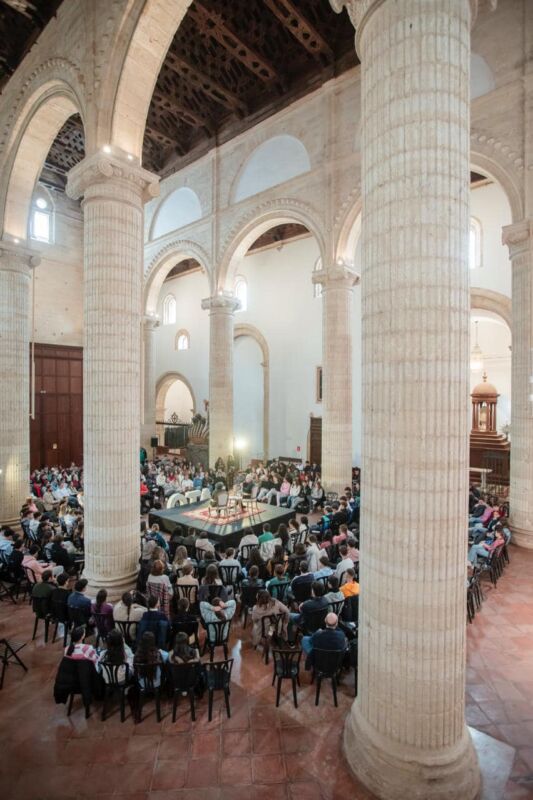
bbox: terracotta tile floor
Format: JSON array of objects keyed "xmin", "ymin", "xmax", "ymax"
[{"xmin": 0, "ymin": 546, "xmax": 532, "ymax": 799}]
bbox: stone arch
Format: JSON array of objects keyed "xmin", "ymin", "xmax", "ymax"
[
  {"xmin": 144, "ymin": 239, "xmax": 212, "ymax": 314},
  {"xmin": 234, "ymin": 323, "xmax": 270, "ymax": 458},
  {"xmin": 470, "ymin": 142, "xmax": 523, "ymax": 223},
  {"xmin": 335, "ymin": 194, "xmax": 362, "ymax": 269},
  {"xmin": 470, "ymin": 288, "xmax": 512, "ymax": 331},
  {"xmin": 149, "ymin": 187, "xmax": 203, "ymax": 240},
  {"xmin": 110, "ymin": 0, "xmax": 193, "ymax": 159},
  {"xmin": 0, "ymin": 70, "xmax": 86, "ymax": 240},
  {"xmin": 230, "ymin": 135, "xmax": 311, "ymax": 205},
  {"xmin": 218, "ymin": 198, "xmax": 326, "ymax": 290},
  {"xmin": 155, "ymin": 371, "xmax": 197, "ymax": 432}
]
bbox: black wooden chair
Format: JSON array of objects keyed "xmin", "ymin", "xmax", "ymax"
[
  {"xmin": 257, "ymin": 612, "xmax": 286, "ymax": 664},
  {"xmin": 93, "ymin": 612, "xmax": 113, "ymax": 648},
  {"xmin": 300, "ymin": 607, "xmax": 328, "ymax": 636},
  {"xmin": 341, "ymin": 595, "xmax": 359, "ymax": 625},
  {"xmin": 114, "ymin": 620, "xmax": 138, "ymax": 650},
  {"xmin": 51, "ymin": 595, "xmax": 71, "ymax": 646},
  {"xmin": 22, "ymin": 567, "xmax": 38, "ymax": 604},
  {"xmin": 170, "ymin": 619, "xmax": 200, "ymax": 651},
  {"xmin": 312, "ymin": 648, "xmax": 346, "ymax": 707},
  {"xmin": 238, "ymin": 544, "xmax": 258, "ymax": 565},
  {"xmin": 0, "ymin": 638, "xmax": 27, "ymax": 690},
  {"xmin": 202, "ymin": 619, "xmax": 231, "ymax": 662},
  {"xmin": 175, "ymin": 583, "xmax": 199, "ymax": 609},
  {"xmin": 291, "ymin": 580, "xmax": 313, "ymax": 604},
  {"xmin": 99, "ymin": 663, "xmax": 131, "ymax": 722},
  {"xmin": 313, "ymin": 575, "xmax": 330, "ymax": 591},
  {"xmin": 169, "ymin": 661, "xmax": 201, "ymax": 722},
  {"xmin": 218, "ymin": 565, "xmax": 242, "ymax": 592},
  {"xmin": 204, "ymin": 659, "xmax": 233, "ymax": 721},
  {"xmin": 327, "ymin": 599, "xmax": 345, "ymax": 618},
  {"xmin": 134, "ymin": 662, "xmax": 163, "ymax": 722},
  {"xmin": 272, "ymin": 647, "xmax": 302, "ymax": 708},
  {"xmin": 240, "ymin": 584, "xmax": 260, "ymax": 626},
  {"xmin": 32, "ymin": 595, "xmax": 51, "ymax": 642}
]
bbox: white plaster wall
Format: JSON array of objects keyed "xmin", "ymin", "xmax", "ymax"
[
  {"xmin": 470, "ymin": 181, "xmax": 512, "ymax": 298},
  {"xmin": 154, "ymin": 269, "xmax": 209, "ymax": 412},
  {"xmin": 470, "ymin": 313, "xmax": 512, "ymax": 431},
  {"xmin": 164, "ymin": 378, "xmax": 194, "ymax": 423},
  {"xmin": 234, "ymin": 336, "xmax": 264, "ymax": 460},
  {"xmin": 31, "ymin": 192, "xmax": 83, "ymax": 346}
]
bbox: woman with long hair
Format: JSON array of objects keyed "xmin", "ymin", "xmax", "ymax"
[
  {"xmin": 134, "ymin": 631, "xmax": 168, "ymax": 688},
  {"xmin": 65, "ymin": 626, "xmax": 97, "ymax": 664},
  {"xmin": 245, "ymin": 547, "xmax": 268, "ymax": 581},
  {"xmin": 91, "ymin": 588, "xmax": 114, "ymax": 637},
  {"xmin": 169, "ymin": 631, "xmax": 200, "ymax": 664},
  {"xmin": 98, "ymin": 629, "xmax": 133, "ymax": 683},
  {"xmin": 198, "ymin": 563, "xmax": 228, "ymax": 603},
  {"xmin": 250, "ymin": 589, "xmax": 289, "ymax": 647},
  {"xmin": 266, "ymin": 544, "xmax": 286, "ymax": 577}
]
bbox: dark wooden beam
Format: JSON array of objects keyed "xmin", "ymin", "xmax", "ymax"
[
  {"xmin": 189, "ymin": 2, "xmax": 278, "ymax": 84},
  {"xmin": 262, "ymin": 0, "xmax": 333, "ymax": 61},
  {"xmin": 151, "ymin": 91, "xmax": 215, "ymax": 136},
  {"xmin": 164, "ymin": 51, "xmax": 247, "ymax": 116},
  {"xmin": 144, "ymin": 123, "xmax": 179, "ymax": 150}
]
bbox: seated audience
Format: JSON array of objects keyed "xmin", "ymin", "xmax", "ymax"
[
  {"xmin": 134, "ymin": 631, "xmax": 169, "ymax": 688},
  {"xmin": 65, "ymin": 626, "xmax": 98, "ymax": 664},
  {"xmin": 146, "ymin": 560, "xmax": 173, "ymax": 617},
  {"xmin": 335, "ymin": 545, "xmax": 354, "ymax": 583},
  {"xmin": 67, "ymin": 578, "xmax": 93, "ymax": 623},
  {"xmin": 91, "ymin": 588, "xmax": 114, "ymax": 636},
  {"xmin": 169, "ymin": 631, "xmax": 200, "ymax": 664},
  {"xmin": 200, "ymin": 596, "xmax": 237, "ymax": 625},
  {"xmin": 302, "ymin": 612, "xmax": 347, "ymax": 665},
  {"xmin": 31, "ymin": 568, "xmax": 55, "ymax": 613},
  {"xmin": 251, "ymin": 589, "xmax": 290, "ymax": 646},
  {"xmin": 198, "ymin": 564, "xmax": 228, "ymax": 603},
  {"xmin": 98, "ymin": 629, "xmax": 134, "ymax": 683},
  {"xmin": 340, "ymin": 569, "xmax": 360, "ymax": 598}
]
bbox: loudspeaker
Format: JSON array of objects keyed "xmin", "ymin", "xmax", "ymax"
[{"xmin": 150, "ymin": 436, "xmax": 159, "ymax": 448}]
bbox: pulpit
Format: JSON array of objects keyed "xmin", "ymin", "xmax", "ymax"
[{"xmin": 469, "ymin": 374, "xmax": 510, "ymax": 487}]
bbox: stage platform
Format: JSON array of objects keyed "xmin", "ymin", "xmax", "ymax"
[{"xmin": 149, "ymin": 500, "xmax": 296, "ymax": 548}]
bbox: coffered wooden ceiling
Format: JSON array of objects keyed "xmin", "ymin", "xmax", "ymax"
[{"xmin": 0, "ymin": 0, "xmax": 358, "ymax": 188}]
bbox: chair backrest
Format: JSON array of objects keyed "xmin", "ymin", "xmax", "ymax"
[
  {"xmin": 171, "ymin": 619, "xmax": 199, "ymax": 644},
  {"xmin": 328, "ymin": 599, "xmax": 345, "ymax": 617},
  {"xmin": 205, "ymin": 618, "xmax": 231, "ymax": 646},
  {"xmin": 176, "ymin": 583, "xmax": 198, "ymax": 605},
  {"xmin": 312, "ymin": 647, "xmax": 346, "ymax": 676},
  {"xmin": 219, "ymin": 565, "xmax": 241, "ymax": 587},
  {"xmin": 137, "ymin": 617, "xmax": 169, "ymax": 649},
  {"xmin": 134, "ymin": 661, "xmax": 160, "ymax": 691},
  {"xmin": 23, "ymin": 565, "xmax": 38, "ymax": 584},
  {"xmin": 99, "ymin": 662, "xmax": 130, "ymax": 686},
  {"xmin": 269, "ymin": 580, "xmax": 289, "ymax": 603},
  {"xmin": 169, "ymin": 661, "xmax": 200, "ymax": 692},
  {"xmin": 204, "ymin": 658, "xmax": 233, "ymax": 690},
  {"xmin": 302, "ymin": 607, "xmax": 328, "ymax": 634},
  {"xmin": 32, "ymin": 594, "xmax": 51, "ymax": 618},
  {"xmin": 205, "ymin": 584, "xmax": 224, "ymax": 601},
  {"xmin": 259, "ymin": 612, "xmax": 286, "ymax": 640},
  {"xmin": 239, "ymin": 544, "xmax": 257, "ymax": 563},
  {"xmin": 51, "ymin": 595, "xmax": 70, "ymax": 623},
  {"xmin": 240, "ymin": 584, "xmax": 261, "ymax": 608},
  {"xmin": 273, "ymin": 647, "xmax": 302, "ymax": 677},
  {"xmin": 114, "ymin": 620, "xmax": 138, "ymax": 647},
  {"xmin": 292, "ymin": 580, "xmax": 313, "ymax": 603},
  {"xmin": 200, "ymin": 487, "xmax": 212, "ymax": 502},
  {"xmin": 291, "ymin": 530, "xmax": 308, "ymax": 548},
  {"xmin": 250, "ymin": 485, "xmax": 259, "ymax": 500},
  {"xmin": 314, "ymin": 575, "xmax": 330, "ymax": 590},
  {"xmin": 326, "ymin": 492, "xmax": 339, "ymax": 504},
  {"xmin": 92, "ymin": 611, "xmax": 112, "ymax": 638},
  {"xmin": 68, "ymin": 605, "xmax": 91, "ymax": 626},
  {"xmin": 216, "ymin": 491, "xmax": 229, "ymax": 508}
]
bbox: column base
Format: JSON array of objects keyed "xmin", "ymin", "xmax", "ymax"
[
  {"xmin": 343, "ymin": 702, "xmax": 481, "ymax": 800},
  {"xmin": 510, "ymin": 524, "xmax": 533, "ymax": 549},
  {"xmin": 0, "ymin": 514, "xmax": 22, "ymax": 531},
  {"xmin": 84, "ymin": 569, "xmax": 139, "ymax": 602}
]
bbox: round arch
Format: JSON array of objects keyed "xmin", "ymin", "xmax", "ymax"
[
  {"xmin": 110, "ymin": 0, "xmax": 193, "ymax": 159},
  {"xmin": 218, "ymin": 198, "xmax": 326, "ymax": 290},
  {"xmin": 470, "ymin": 288, "xmax": 512, "ymax": 331},
  {"xmin": 234, "ymin": 323, "xmax": 270, "ymax": 458},
  {"xmin": 335, "ymin": 195, "xmax": 362, "ymax": 267},
  {"xmin": 0, "ymin": 78, "xmax": 85, "ymax": 240},
  {"xmin": 144, "ymin": 239, "xmax": 212, "ymax": 314},
  {"xmin": 470, "ymin": 149, "xmax": 523, "ymax": 224},
  {"xmin": 155, "ymin": 371, "xmax": 197, "ymax": 425}
]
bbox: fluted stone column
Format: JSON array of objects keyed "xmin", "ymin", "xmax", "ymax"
[
  {"xmin": 67, "ymin": 151, "xmax": 159, "ymax": 594},
  {"xmin": 201, "ymin": 294, "xmax": 240, "ymax": 468},
  {"xmin": 141, "ymin": 315, "xmax": 160, "ymax": 450},
  {"xmin": 313, "ymin": 263, "xmax": 358, "ymax": 494},
  {"xmin": 0, "ymin": 243, "xmax": 40, "ymax": 527},
  {"xmin": 503, "ymin": 220, "xmax": 533, "ymax": 548},
  {"xmin": 331, "ymin": 1, "xmax": 481, "ymax": 798}
]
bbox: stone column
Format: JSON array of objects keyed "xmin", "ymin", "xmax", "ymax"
[
  {"xmin": 141, "ymin": 314, "xmax": 160, "ymax": 450},
  {"xmin": 201, "ymin": 293, "xmax": 240, "ymax": 468},
  {"xmin": 330, "ymin": 1, "xmax": 481, "ymax": 798},
  {"xmin": 503, "ymin": 220, "xmax": 533, "ymax": 548},
  {"xmin": 0, "ymin": 242, "xmax": 40, "ymax": 527},
  {"xmin": 313, "ymin": 262, "xmax": 358, "ymax": 494},
  {"xmin": 67, "ymin": 151, "xmax": 159, "ymax": 595}
]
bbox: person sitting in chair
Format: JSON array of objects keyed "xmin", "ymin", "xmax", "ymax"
[{"xmin": 302, "ymin": 612, "xmax": 347, "ymax": 668}]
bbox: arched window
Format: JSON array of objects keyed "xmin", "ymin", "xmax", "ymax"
[
  {"xmin": 176, "ymin": 330, "xmax": 190, "ymax": 350},
  {"xmin": 162, "ymin": 294, "xmax": 176, "ymax": 325},
  {"xmin": 30, "ymin": 186, "xmax": 54, "ymax": 244},
  {"xmin": 235, "ymin": 276, "xmax": 248, "ymax": 312},
  {"xmin": 469, "ymin": 217, "xmax": 482, "ymax": 270}
]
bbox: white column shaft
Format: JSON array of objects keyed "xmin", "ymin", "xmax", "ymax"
[
  {"xmin": 339, "ymin": 0, "xmax": 481, "ymax": 797},
  {"xmin": 141, "ymin": 317, "xmax": 159, "ymax": 448}
]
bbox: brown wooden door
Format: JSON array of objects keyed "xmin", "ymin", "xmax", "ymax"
[{"xmin": 309, "ymin": 416, "xmax": 322, "ymax": 465}]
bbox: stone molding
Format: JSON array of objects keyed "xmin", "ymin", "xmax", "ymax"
[
  {"xmin": 502, "ymin": 219, "xmax": 532, "ymax": 258},
  {"xmin": 67, "ymin": 151, "xmax": 159, "ymax": 204},
  {"xmin": 0, "ymin": 241, "xmax": 41, "ymax": 272},
  {"xmin": 201, "ymin": 293, "xmax": 241, "ymax": 314},
  {"xmin": 312, "ymin": 263, "xmax": 359, "ymax": 289},
  {"xmin": 143, "ymin": 314, "xmax": 160, "ymax": 332}
]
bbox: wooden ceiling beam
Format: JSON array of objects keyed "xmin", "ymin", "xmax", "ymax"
[
  {"xmin": 151, "ymin": 91, "xmax": 215, "ymax": 136},
  {"xmin": 144, "ymin": 123, "xmax": 179, "ymax": 150},
  {"xmin": 164, "ymin": 51, "xmax": 247, "ymax": 116},
  {"xmin": 189, "ymin": 2, "xmax": 278, "ymax": 84},
  {"xmin": 262, "ymin": 0, "xmax": 333, "ymax": 61}
]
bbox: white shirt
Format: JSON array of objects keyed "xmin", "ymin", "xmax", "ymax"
[{"xmin": 335, "ymin": 557, "xmax": 354, "ymax": 582}]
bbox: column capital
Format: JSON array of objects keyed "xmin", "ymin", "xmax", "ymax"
[
  {"xmin": 0, "ymin": 240, "xmax": 41, "ymax": 272},
  {"xmin": 312, "ymin": 262, "xmax": 359, "ymax": 290},
  {"xmin": 143, "ymin": 314, "xmax": 160, "ymax": 332},
  {"xmin": 330, "ymin": 0, "xmax": 478, "ymax": 51},
  {"xmin": 201, "ymin": 292, "xmax": 241, "ymax": 314},
  {"xmin": 502, "ymin": 219, "xmax": 533, "ymax": 259},
  {"xmin": 66, "ymin": 150, "xmax": 160, "ymax": 204}
]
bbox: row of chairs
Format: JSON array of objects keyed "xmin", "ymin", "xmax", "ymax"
[{"xmin": 467, "ymin": 543, "xmax": 509, "ymax": 623}]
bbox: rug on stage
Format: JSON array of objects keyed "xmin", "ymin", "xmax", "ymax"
[{"xmin": 181, "ymin": 506, "xmax": 257, "ymax": 525}]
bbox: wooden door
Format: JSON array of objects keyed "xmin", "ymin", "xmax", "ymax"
[{"xmin": 309, "ymin": 416, "xmax": 322, "ymax": 465}]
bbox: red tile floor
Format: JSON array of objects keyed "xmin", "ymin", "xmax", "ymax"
[{"xmin": 0, "ymin": 547, "xmax": 532, "ymax": 800}]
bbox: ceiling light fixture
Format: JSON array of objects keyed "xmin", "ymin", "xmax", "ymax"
[{"xmin": 470, "ymin": 320, "xmax": 484, "ymax": 372}]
